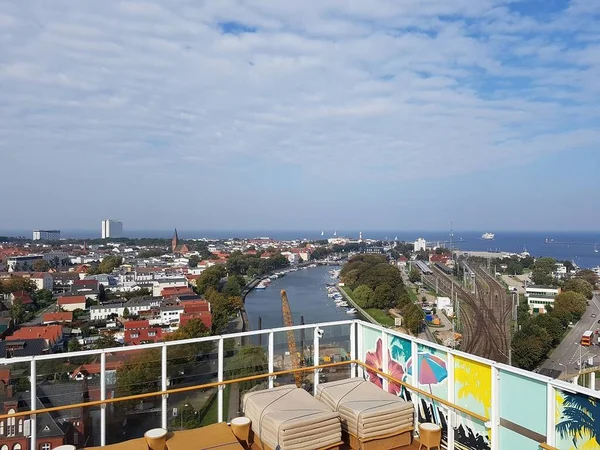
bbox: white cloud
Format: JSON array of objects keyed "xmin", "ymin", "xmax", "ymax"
[{"xmin": 0, "ymin": 0, "xmax": 598, "ymax": 229}]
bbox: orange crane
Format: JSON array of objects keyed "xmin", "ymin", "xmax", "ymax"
[{"xmin": 281, "ymin": 290, "xmax": 303, "ymax": 387}]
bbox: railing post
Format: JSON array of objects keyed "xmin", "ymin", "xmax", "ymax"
[
  {"xmin": 447, "ymin": 353, "xmax": 455, "ymax": 450},
  {"xmin": 30, "ymin": 358, "xmax": 36, "ymax": 450},
  {"xmin": 313, "ymin": 328, "xmax": 321, "ymax": 396},
  {"xmin": 350, "ymin": 322, "xmax": 356, "ymax": 378},
  {"xmin": 218, "ymin": 338, "xmax": 224, "ymax": 423},
  {"xmin": 357, "ymin": 322, "xmax": 364, "ymax": 379},
  {"xmin": 268, "ymin": 332, "xmax": 274, "ymax": 389},
  {"xmin": 411, "ymin": 340, "xmax": 419, "ymax": 433},
  {"xmin": 381, "ymin": 331, "xmax": 389, "ymax": 392},
  {"xmin": 546, "ymin": 384, "xmax": 555, "ymax": 448},
  {"xmin": 491, "ymin": 365, "xmax": 499, "ymax": 450},
  {"xmin": 100, "ymin": 351, "xmax": 106, "ymax": 446},
  {"xmin": 162, "ymin": 345, "xmax": 168, "ymax": 430}
]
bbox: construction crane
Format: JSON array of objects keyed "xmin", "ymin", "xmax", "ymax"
[{"xmin": 281, "ymin": 290, "xmax": 303, "ymax": 387}]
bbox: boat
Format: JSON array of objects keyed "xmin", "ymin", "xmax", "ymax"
[
  {"xmin": 594, "ymin": 243, "xmax": 598, "ymax": 253},
  {"xmin": 255, "ymin": 281, "xmax": 267, "ymax": 290},
  {"xmin": 346, "ymin": 308, "xmax": 357, "ymax": 314},
  {"xmin": 335, "ymin": 301, "xmax": 349, "ymax": 307},
  {"xmin": 481, "ymin": 232, "xmax": 495, "ymax": 240}
]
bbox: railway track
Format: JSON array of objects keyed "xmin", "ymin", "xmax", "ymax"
[{"xmin": 423, "ymin": 262, "xmax": 511, "ymax": 363}]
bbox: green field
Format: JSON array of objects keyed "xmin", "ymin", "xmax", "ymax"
[
  {"xmin": 365, "ymin": 309, "xmax": 396, "ymax": 327},
  {"xmin": 200, "ymin": 385, "xmax": 231, "ymax": 426}
]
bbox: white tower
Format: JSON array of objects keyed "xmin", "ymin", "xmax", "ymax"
[{"xmin": 359, "ymin": 231, "xmax": 363, "ymax": 242}]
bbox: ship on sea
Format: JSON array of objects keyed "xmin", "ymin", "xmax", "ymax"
[{"xmin": 481, "ymin": 232, "xmax": 495, "ymax": 240}]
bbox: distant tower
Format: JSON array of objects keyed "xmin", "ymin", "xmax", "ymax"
[
  {"xmin": 172, "ymin": 229, "xmax": 179, "ymax": 253},
  {"xmin": 359, "ymin": 231, "xmax": 363, "ymax": 242}
]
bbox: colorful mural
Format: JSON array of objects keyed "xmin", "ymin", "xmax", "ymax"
[
  {"xmin": 555, "ymin": 389, "xmax": 600, "ymax": 450},
  {"xmin": 454, "ymin": 355, "xmax": 491, "ymax": 450},
  {"xmin": 409, "ymin": 344, "xmax": 449, "ymax": 446}
]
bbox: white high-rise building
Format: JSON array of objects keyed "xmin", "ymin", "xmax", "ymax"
[
  {"xmin": 33, "ymin": 230, "xmax": 61, "ymax": 241},
  {"xmin": 413, "ymin": 237, "xmax": 427, "ymax": 252},
  {"xmin": 101, "ymin": 219, "xmax": 123, "ymax": 239}
]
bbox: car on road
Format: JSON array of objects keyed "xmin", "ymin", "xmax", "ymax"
[{"xmin": 593, "ymin": 314, "xmax": 597, "ymax": 318}]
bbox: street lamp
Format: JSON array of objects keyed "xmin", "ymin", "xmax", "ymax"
[{"xmin": 181, "ymin": 402, "xmax": 189, "ymax": 430}]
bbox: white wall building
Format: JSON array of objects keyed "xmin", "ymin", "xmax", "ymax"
[
  {"xmin": 414, "ymin": 238, "xmax": 427, "ymax": 252},
  {"xmin": 526, "ymin": 285, "xmax": 560, "ymax": 314},
  {"xmin": 160, "ymin": 306, "xmax": 185, "ymax": 325},
  {"xmin": 6, "ymin": 255, "xmax": 44, "ymax": 272},
  {"xmin": 152, "ymin": 277, "xmax": 189, "ymax": 297},
  {"xmin": 33, "ymin": 230, "xmax": 61, "ymax": 241},
  {"xmin": 101, "ymin": 219, "xmax": 123, "ymax": 239}
]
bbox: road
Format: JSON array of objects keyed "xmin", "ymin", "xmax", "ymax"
[
  {"xmin": 23, "ymin": 304, "xmax": 55, "ymax": 325},
  {"xmin": 540, "ymin": 291, "xmax": 600, "ymax": 378}
]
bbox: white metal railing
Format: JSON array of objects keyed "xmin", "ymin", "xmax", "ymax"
[{"xmin": 0, "ymin": 319, "xmax": 598, "ymax": 450}]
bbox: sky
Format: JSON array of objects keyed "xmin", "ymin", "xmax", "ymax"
[{"xmin": 0, "ymin": 0, "xmax": 599, "ymax": 232}]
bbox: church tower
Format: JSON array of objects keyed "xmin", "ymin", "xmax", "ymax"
[{"xmin": 172, "ymin": 229, "xmax": 179, "ymax": 253}]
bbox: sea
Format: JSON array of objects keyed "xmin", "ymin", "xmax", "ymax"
[{"xmin": 2, "ymin": 229, "xmax": 599, "ymax": 269}]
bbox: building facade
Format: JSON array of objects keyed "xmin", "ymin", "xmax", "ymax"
[
  {"xmin": 101, "ymin": 220, "xmax": 123, "ymax": 239},
  {"xmin": 413, "ymin": 238, "xmax": 427, "ymax": 252},
  {"xmin": 32, "ymin": 230, "xmax": 61, "ymax": 241},
  {"xmin": 526, "ymin": 285, "xmax": 560, "ymax": 313}
]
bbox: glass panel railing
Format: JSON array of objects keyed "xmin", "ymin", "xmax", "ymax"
[{"xmin": 319, "ymin": 323, "xmax": 352, "ymax": 384}]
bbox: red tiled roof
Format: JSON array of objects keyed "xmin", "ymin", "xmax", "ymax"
[
  {"xmin": 8, "ymin": 325, "xmax": 63, "ymax": 344},
  {"xmin": 183, "ymin": 300, "xmax": 210, "ymax": 313},
  {"xmin": 58, "ymin": 295, "xmax": 86, "ymax": 305},
  {"xmin": 180, "ymin": 312, "xmax": 212, "ymax": 330},
  {"xmin": 11, "ymin": 291, "xmax": 33, "ymax": 305},
  {"xmin": 124, "ymin": 320, "xmax": 150, "ymax": 330},
  {"xmin": 161, "ymin": 286, "xmax": 193, "ymax": 297},
  {"xmin": 43, "ymin": 312, "xmax": 73, "ymax": 323}
]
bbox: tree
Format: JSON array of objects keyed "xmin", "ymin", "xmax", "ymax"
[
  {"xmin": 531, "ymin": 268, "xmax": 554, "ymax": 286},
  {"xmin": 511, "ymin": 332, "xmax": 548, "ymax": 370},
  {"xmin": 10, "ymin": 299, "xmax": 26, "ymax": 324},
  {"xmin": 68, "ymin": 338, "xmax": 82, "ymax": 352},
  {"xmin": 353, "ymin": 285, "xmax": 373, "ymax": 308},
  {"xmin": 33, "ymin": 289, "xmax": 53, "ymax": 307},
  {"xmin": 563, "ymin": 278, "xmax": 594, "ymax": 300},
  {"xmin": 169, "ymin": 401, "xmax": 201, "ymax": 430},
  {"xmin": 93, "ymin": 334, "xmax": 120, "ymax": 349},
  {"xmin": 531, "ymin": 314, "xmax": 564, "ymax": 346},
  {"xmin": 372, "ymin": 284, "xmax": 395, "ymax": 309},
  {"xmin": 401, "ymin": 303, "xmax": 424, "ymax": 334},
  {"xmin": 123, "ymin": 307, "xmax": 130, "ymax": 319},
  {"xmin": 222, "ymin": 276, "xmax": 242, "ymax": 297},
  {"xmin": 96, "ymin": 256, "xmax": 123, "ymax": 274},
  {"xmin": 188, "ymin": 255, "xmax": 200, "ymax": 268},
  {"xmin": 408, "ymin": 267, "xmax": 421, "ymax": 283},
  {"xmin": 195, "ymin": 265, "xmax": 227, "ymax": 294},
  {"xmin": 115, "ymin": 349, "xmax": 161, "ymax": 412},
  {"xmin": 32, "ymin": 260, "xmax": 50, "ymax": 272},
  {"xmin": 98, "ymin": 284, "xmax": 107, "ymax": 303},
  {"xmin": 553, "ymin": 291, "xmax": 587, "ymax": 321},
  {"xmin": 506, "ymin": 260, "xmax": 524, "ymax": 275},
  {"xmin": 575, "ymin": 270, "xmax": 599, "ymax": 288},
  {"xmin": 3, "ymin": 277, "xmax": 35, "ymax": 293},
  {"xmin": 225, "ymin": 345, "xmax": 268, "ymax": 392}
]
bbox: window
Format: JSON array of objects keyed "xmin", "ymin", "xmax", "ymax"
[
  {"xmin": 7, "ymin": 409, "xmax": 15, "ymax": 436},
  {"xmin": 131, "ymin": 333, "xmax": 139, "ymax": 338},
  {"xmin": 148, "ymin": 331, "xmax": 156, "ymax": 337},
  {"xmin": 0, "ymin": 420, "xmax": 3, "ymax": 435},
  {"xmin": 41, "ymin": 444, "xmax": 51, "ymax": 450},
  {"xmin": 1, "ymin": 445, "xmax": 8, "ymax": 450},
  {"xmin": 13, "ymin": 444, "xmax": 22, "ymax": 450},
  {"xmin": 18, "ymin": 419, "xmax": 22, "ymax": 433}
]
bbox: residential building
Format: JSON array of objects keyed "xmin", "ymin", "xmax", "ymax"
[
  {"xmin": 554, "ymin": 263, "xmax": 568, "ymax": 279},
  {"xmin": 43, "ymin": 312, "xmax": 73, "ymax": 325},
  {"xmin": 0, "ymin": 272, "xmax": 53, "ymax": 291},
  {"xmin": 7, "ymin": 325, "xmax": 63, "ymax": 349},
  {"xmin": 0, "ymin": 338, "xmax": 47, "ymax": 358},
  {"xmin": 101, "ymin": 219, "xmax": 123, "ymax": 239},
  {"xmin": 152, "ymin": 277, "xmax": 188, "ymax": 297},
  {"xmin": 161, "ymin": 286, "xmax": 194, "ymax": 298},
  {"xmin": 180, "ymin": 312, "xmax": 212, "ymax": 330},
  {"xmin": 7, "ymin": 291, "xmax": 33, "ymax": 307},
  {"xmin": 0, "ymin": 317, "xmax": 14, "ymax": 339},
  {"xmin": 57, "ymin": 295, "xmax": 87, "ymax": 312},
  {"xmin": 52, "ymin": 272, "xmax": 82, "ymax": 291},
  {"xmin": 413, "ymin": 238, "xmax": 427, "ymax": 252},
  {"xmin": 124, "ymin": 320, "xmax": 163, "ymax": 345},
  {"xmin": 160, "ymin": 305, "xmax": 185, "ymax": 325},
  {"xmin": 6, "ymin": 254, "xmax": 44, "ymax": 272},
  {"xmin": 32, "ymin": 230, "xmax": 61, "ymax": 241},
  {"xmin": 526, "ymin": 285, "xmax": 561, "ymax": 313},
  {"xmin": 89, "ymin": 297, "xmax": 157, "ymax": 321}
]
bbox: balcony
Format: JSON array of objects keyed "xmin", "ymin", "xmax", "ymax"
[{"xmin": 0, "ymin": 319, "xmax": 594, "ymax": 450}]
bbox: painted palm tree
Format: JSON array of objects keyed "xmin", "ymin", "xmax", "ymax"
[
  {"xmin": 454, "ymin": 356, "xmax": 491, "ymax": 418},
  {"xmin": 556, "ymin": 392, "xmax": 600, "ymax": 449}
]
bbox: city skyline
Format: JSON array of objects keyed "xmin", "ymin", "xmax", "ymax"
[{"xmin": 1, "ymin": 1, "xmax": 599, "ymax": 230}]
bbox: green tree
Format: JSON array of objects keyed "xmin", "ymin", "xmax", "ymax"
[
  {"xmin": 170, "ymin": 401, "xmax": 201, "ymax": 430},
  {"xmin": 93, "ymin": 334, "xmax": 120, "ymax": 349},
  {"xmin": 506, "ymin": 260, "xmax": 524, "ymax": 275},
  {"xmin": 10, "ymin": 299, "xmax": 26, "ymax": 324},
  {"xmin": 32, "ymin": 260, "xmax": 50, "ymax": 272},
  {"xmin": 531, "ymin": 314, "xmax": 564, "ymax": 346},
  {"xmin": 188, "ymin": 255, "xmax": 200, "ymax": 268},
  {"xmin": 511, "ymin": 332, "xmax": 548, "ymax": 370},
  {"xmin": 98, "ymin": 284, "xmax": 107, "ymax": 303},
  {"xmin": 96, "ymin": 256, "xmax": 123, "ymax": 274},
  {"xmin": 353, "ymin": 285, "xmax": 373, "ymax": 308},
  {"xmin": 3, "ymin": 277, "xmax": 36, "ymax": 293},
  {"xmin": 195, "ymin": 265, "xmax": 227, "ymax": 294},
  {"xmin": 408, "ymin": 267, "xmax": 421, "ymax": 283},
  {"xmin": 222, "ymin": 276, "xmax": 242, "ymax": 297},
  {"xmin": 563, "ymin": 278, "xmax": 594, "ymax": 300},
  {"xmin": 575, "ymin": 269, "xmax": 599, "ymax": 288},
  {"xmin": 33, "ymin": 289, "xmax": 54, "ymax": 307},
  {"xmin": 372, "ymin": 284, "xmax": 395, "ymax": 309},
  {"xmin": 531, "ymin": 268, "xmax": 554, "ymax": 286},
  {"xmin": 115, "ymin": 350, "xmax": 161, "ymax": 412},
  {"xmin": 401, "ymin": 303, "xmax": 424, "ymax": 334},
  {"xmin": 68, "ymin": 338, "xmax": 82, "ymax": 352},
  {"xmin": 553, "ymin": 291, "xmax": 587, "ymax": 321},
  {"xmin": 123, "ymin": 307, "xmax": 130, "ymax": 318}
]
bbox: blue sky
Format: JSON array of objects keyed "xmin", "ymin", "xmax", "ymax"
[{"xmin": 0, "ymin": 0, "xmax": 599, "ymax": 232}]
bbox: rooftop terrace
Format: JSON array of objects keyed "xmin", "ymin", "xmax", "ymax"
[{"xmin": 0, "ymin": 319, "xmax": 595, "ymax": 450}]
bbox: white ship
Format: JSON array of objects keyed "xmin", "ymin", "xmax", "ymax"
[{"xmin": 481, "ymin": 232, "xmax": 495, "ymax": 240}]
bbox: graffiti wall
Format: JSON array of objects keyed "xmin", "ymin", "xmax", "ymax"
[
  {"xmin": 499, "ymin": 370, "xmax": 547, "ymax": 450},
  {"xmin": 555, "ymin": 389, "xmax": 600, "ymax": 450},
  {"xmin": 454, "ymin": 356, "xmax": 491, "ymax": 450}
]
